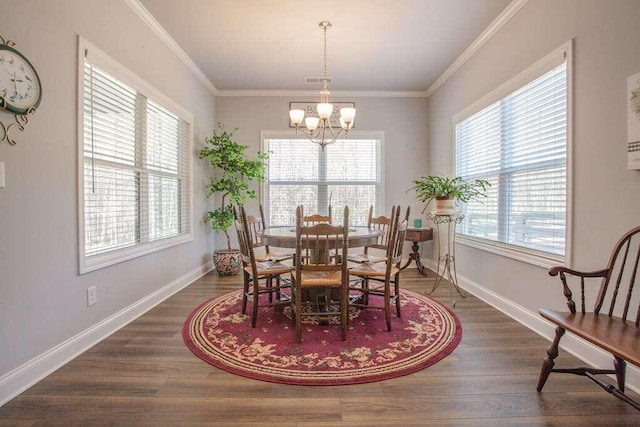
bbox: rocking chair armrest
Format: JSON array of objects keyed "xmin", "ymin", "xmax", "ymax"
[
  {"xmin": 547, "ymin": 266, "xmax": 609, "ymax": 314},
  {"xmin": 548, "ymin": 266, "xmax": 609, "ymax": 279}
]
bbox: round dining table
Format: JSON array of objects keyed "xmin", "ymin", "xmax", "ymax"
[
  {"xmin": 261, "ymin": 226, "xmax": 383, "ymax": 320},
  {"xmin": 260, "ymin": 226, "xmax": 383, "ymax": 250}
]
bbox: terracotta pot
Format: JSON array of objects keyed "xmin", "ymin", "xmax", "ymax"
[{"xmin": 213, "ymin": 249, "xmax": 242, "ymax": 276}]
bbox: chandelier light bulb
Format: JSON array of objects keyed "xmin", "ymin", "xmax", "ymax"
[
  {"xmin": 289, "ymin": 109, "xmax": 305, "ymax": 125},
  {"xmin": 317, "ymin": 103, "xmax": 333, "ymax": 119},
  {"xmin": 340, "ymin": 107, "xmax": 356, "ymax": 124},
  {"xmin": 305, "ymin": 116, "xmax": 320, "ymax": 132}
]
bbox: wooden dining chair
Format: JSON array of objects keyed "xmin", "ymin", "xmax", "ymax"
[
  {"xmin": 403, "ymin": 205, "xmax": 411, "ymax": 223},
  {"xmin": 241, "ymin": 205, "xmax": 293, "ymax": 263},
  {"xmin": 349, "ymin": 208, "xmax": 408, "ymax": 331},
  {"xmin": 290, "ymin": 205, "xmax": 350, "ymax": 342},
  {"xmin": 233, "ymin": 206, "xmax": 293, "ymax": 328},
  {"xmin": 301, "ymin": 205, "xmax": 332, "ymax": 226},
  {"xmin": 347, "ymin": 205, "xmax": 397, "ymax": 264}
]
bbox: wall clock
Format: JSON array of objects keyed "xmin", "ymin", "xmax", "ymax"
[{"xmin": 0, "ymin": 34, "xmax": 42, "ymax": 145}]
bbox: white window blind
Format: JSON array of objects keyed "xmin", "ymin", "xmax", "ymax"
[
  {"xmin": 263, "ymin": 134, "xmax": 382, "ymax": 226},
  {"xmin": 455, "ymin": 44, "xmax": 569, "ymax": 260},
  {"xmin": 79, "ymin": 39, "xmax": 192, "ymax": 273}
]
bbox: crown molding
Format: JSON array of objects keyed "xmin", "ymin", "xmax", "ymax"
[
  {"xmin": 425, "ymin": 0, "xmax": 529, "ymax": 97},
  {"xmin": 124, "ymin": 0, "xmax": 218, "ymax": 96},
  {"xmin": 216, "ymin": 90, "xmax": 428, "ymax": 98},
  {"xmin": 125, "ymin": 0, "xmax": 526, "ymax": 99}
]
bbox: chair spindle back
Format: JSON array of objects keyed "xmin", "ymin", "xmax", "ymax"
[
  {"xmin": 295, "ymin": 205, "xmax": 348, "ymax": 267},
  {"xmin": 366, "ymin": 205, "xmax": 397, "ymax": 253},
  {"xmin": 592, "ymin": 226, "xmax": 640, "ymax": 324}
]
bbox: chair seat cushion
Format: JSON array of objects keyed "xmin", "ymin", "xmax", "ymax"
[
  {"xmin": 247, "ymin": 261, "xmax": 293, "ymax": 277},
  {"xmin": 539, "ymin": 308, "xmax": 640, "ymax": 367},
  {"xmin": 255, "ymin": 251, "xmax": 294, "ymax": 262},
  {"xmin": 293, "ymin": 270, "xmax": 344, "ymax": 287},
  {"xmin": 347, "ymin": 253, "xmax": 386, "ymax": 264},
  {"xmin": 350, "ymin": 262, "xmax": 398, "ymax": 277}
]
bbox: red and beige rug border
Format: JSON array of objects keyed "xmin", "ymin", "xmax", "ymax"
[{"xmin": 183, "ymin": 289, "xmax": 462, "ymax": 386}]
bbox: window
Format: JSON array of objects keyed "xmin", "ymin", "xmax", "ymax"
[
  {"xmin": 78, "ymin": 38, "xmax": 192, "ymax": 273},
  {"xmin": 454, "ymin": 42, "xmax": 571, "ymax": 264},
  {"xmin": 262, "ymin": 132, "xmax": 383, "ymax": 226}
]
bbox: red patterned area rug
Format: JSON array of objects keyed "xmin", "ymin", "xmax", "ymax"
[{"xmin": 183, "ymin": 289, "xmax": 462, "ymax": 386}]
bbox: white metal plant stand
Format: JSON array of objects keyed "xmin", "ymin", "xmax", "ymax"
[{"xmin": 426, "ymin": 211, "xmax": 466, "ymax": 306}]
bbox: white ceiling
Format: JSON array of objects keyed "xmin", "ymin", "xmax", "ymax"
[{"xmin": 137, "ymin": 0, "xmax": 514, "ymax": 94}]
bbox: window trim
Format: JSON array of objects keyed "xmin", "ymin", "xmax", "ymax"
[
  {"xmin": 452, "ymin": 40, "xmax": 573, "ymax": 268},
  {"xmin": 259, "ymin": 130, "xmax": 386, "ymax": 226},
  {"xmin": 77, "ymin": 36, "xmax": 194, "ymax": 274}
]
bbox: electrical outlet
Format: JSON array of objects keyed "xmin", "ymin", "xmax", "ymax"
[{"xmin": 87, "ymin": 286, "xmax": 97, "ymax": 306}]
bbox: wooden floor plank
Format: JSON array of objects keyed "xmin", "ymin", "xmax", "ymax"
[{"xmin": 1, "ymin": 269, "xmax": 638, "ymax": 424}]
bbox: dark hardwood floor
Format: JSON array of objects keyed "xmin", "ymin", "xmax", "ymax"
[{"xmin": 1, "ymin": 269, "xmax": 639, "ymax": 425}]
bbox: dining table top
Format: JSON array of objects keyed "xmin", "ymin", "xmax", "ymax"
[{"xmin": 260, "ymin": 226, "xmax": 383, "ymax": 249}]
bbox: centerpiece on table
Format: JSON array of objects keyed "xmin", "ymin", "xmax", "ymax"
[{"xmin": 199, "ymin": 123, "xmax": 268, "ymax": 275}]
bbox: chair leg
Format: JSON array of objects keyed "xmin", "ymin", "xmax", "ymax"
[
  {"xmin": 384, "ymin": 279, "xmax": 391, "ymax": 332},
  {"xmin": 241, "ymin": 272, "xmax": 249, "ymax": 315},
  {"xmin": 363, "ymin": 278, "xmax": 370, "ymax": 306},
  {"xmin": 290, "ymin": 282, "xmax": 296, "ymax": 325},
  {"xmin": 275, "ymin": 276, "xmax": 282, "ymax": 302},
  {"xmin": 394, "ymin": 273, "xmax": 401, "ymax": 318},
  {"xmin": 614, "ymin": 356, "xmax": 627, "ymax": 393},
  {"xmin": 267, "ymin": 276, "xmax": 273, "ymax": 303},
  {"xmin": 295, "ymin": 283, "xmax": 302, "ymax": 343},
  {"xmin": 341, "ymin": 284, "xmax": 348, "ymax": 341},
  {"xmin": 537, "ymin": 326, "xmax": 565, "ymax": 392},
  {"xmin": 251, "ymin": 277, "xmax": 259, "ymax": 328}
]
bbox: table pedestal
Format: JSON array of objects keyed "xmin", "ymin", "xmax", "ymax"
[{"xmin": 400, "ymin": 228, "xmax": 433, "ymax": 276}]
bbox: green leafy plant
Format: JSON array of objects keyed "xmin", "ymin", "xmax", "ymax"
[
  {"xmin": 199, "ymin": 123, "xmax": 268, "ymax": 250},
  {"xmin": 409, "ymin": 175, "xmax": 490, "ymax": 213}
]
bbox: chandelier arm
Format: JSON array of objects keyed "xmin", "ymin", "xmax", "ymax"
[
  {"xmin": 319, "ymin": 129, "xmax": 344, "ymax": 148},
  {"xmin": 298, "ymin": 126, "xmax": 316, "ymax": 140},
  {"xmin": 294, "ymin": 123, "xmax": 345, "ymax": 150},
  {"xmin": 314, "ymin": 128, "xmax": 346, "ymax": 148},
  {"xmin": 322, "ymin": 119, "xmax": 342, "ymax": 138}
]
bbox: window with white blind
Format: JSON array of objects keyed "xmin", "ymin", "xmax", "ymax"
[
  {"xmin": 454, "ymin": 41, "xmax": 571, "ymax": 264},
  {"xmin": 78, "ymin": 38, "xmax": 192, "ymax": 273},
  {"xmin": 262, "ymin": 132, "xmax": 383, "ymax": 226}
]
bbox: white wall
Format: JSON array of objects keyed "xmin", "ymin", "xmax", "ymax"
[
  {"xmin": 428, "ymin": 0, "xmax": 640, "ymax": 313},
  {"xmin": 215, "ymin": 95, "xmax": 430, "ymax": 250},
  {"xmin": 0, "ymin": 0, "xmax": 215, "ymax": 398}
]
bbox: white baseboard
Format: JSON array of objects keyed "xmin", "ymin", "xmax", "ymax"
[
  {"xmin": 423, "ymin": 259, "xmax": 640, "ymax": 394},
  {"xmin": 0, "ymin": 261, "xmax": 214, "ymax": 407}
]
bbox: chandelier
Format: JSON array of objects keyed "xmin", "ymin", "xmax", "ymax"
[{"xmin": 289, "ymin": 21, "xmax": 356, "ymax": 150}]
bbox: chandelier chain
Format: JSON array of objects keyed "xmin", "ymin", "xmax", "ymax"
[
  {"xmin": 321, "ymin": 22, "xmax": 330, "ymax": 102},
  {"xmin": 323, "ymin": 24, "xmax": 328, "ymax": 80}
]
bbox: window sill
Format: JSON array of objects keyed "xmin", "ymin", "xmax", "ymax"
[
  {"xmin": 79, "ymin": 233, "xmax": 192, "ymax": 274},
  {"xmin": 456, "ymin": 235, "xmax": 564, "ymax": 269}
]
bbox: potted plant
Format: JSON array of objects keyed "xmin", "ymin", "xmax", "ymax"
[
  {"xmin": 199, "ymin": 123, "xmax": 268, "ymax": 275},
  {"xmin": 409, "ymin": 175, "xmax": 490, "ymax": 214}
]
